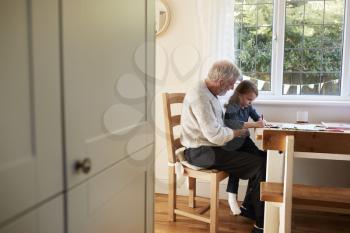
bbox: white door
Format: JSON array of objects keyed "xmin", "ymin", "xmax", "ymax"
[
  {"xmin": 0, "ymin": 196, "xmax": 64, "ymax": 233},
  {"xmin": 62, "ymin": 0, "xmax": 155, "ymax": 232},
  {"xmin": 0, "ymin": 0, "xmax": 63, "ymax": 227}
]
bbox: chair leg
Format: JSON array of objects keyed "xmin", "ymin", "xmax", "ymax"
[
  {"xmin": 168, "ymin": 167, "xmax": 176, "ymax": 221},
  {"xmin": 210, "ymin": 174, "xmax": 219, "ymax": 233},
  {"xmin": 188, "ymin": 177, "xmax": 196, "ymax": 208}
]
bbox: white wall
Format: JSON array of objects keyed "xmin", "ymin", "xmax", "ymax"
[{"xmin": 155, "ymin": 0, "xmax": 350, "ymax": 200}]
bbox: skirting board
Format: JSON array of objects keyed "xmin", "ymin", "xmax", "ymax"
[{"xmin": 155, "ymin": 178, "xmax": 248, "ymax": 201}]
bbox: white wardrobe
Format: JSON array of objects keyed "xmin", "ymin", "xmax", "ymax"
[{"xmin": 0, "ymin": 0, "xmax": 155, "ymax": 232}]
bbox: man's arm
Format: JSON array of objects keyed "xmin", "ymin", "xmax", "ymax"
[
  {"xmin": 191, "ymin": 99, "xmax": 233, "ymax": 145},
  {"xmin": 191, "ymin": 99, "xmax": 246, "ymax": 145}
]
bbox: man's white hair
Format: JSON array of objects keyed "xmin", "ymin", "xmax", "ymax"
[{"xmin": 207, "ymin": 60, "xmax": 241, "ymax": 81}]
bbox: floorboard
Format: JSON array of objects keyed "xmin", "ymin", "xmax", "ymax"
[{"xmin": 154, "ymin": 193, "xmax": 350, "ymax": 233}]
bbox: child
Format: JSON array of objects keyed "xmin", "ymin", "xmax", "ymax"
[{"xmin": 223, "ymin": 80, "xmax": 266, "ymax": 216}]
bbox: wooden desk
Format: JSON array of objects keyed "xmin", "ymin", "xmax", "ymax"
[{"xmin": 255, "ymin": 127, "xmax": 350, "ymax": 233}]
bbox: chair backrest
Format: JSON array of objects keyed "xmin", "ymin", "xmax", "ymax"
[{"xmin": 162, "ymin": 93, "xmax": 185, "ymax": 164}]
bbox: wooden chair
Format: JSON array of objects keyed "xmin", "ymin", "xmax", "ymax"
[{"xmin": 162, "ymin": 92, "xmax": 229, "ymax": 233}]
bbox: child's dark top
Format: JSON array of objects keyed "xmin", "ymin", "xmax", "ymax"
[{"xmin": 223, "ymin": 103, "xmax": 261, "ymax": 150}]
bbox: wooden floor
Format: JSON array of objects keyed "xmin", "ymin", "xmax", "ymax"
[{"xmin": 154, "ymin": 194, "xmax": 350, "ymax": 233}]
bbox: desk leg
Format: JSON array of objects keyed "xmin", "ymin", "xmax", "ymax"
[
  {"xmin": 264, "ymin": 150, "xmax": 284, "ymax": 233},
  {"xmin": 280, "ymin": 136, "xmax": 294, "ymax": 233},
  {"xmin": 264, "ymin": 204, "xmax": 280, "ymax": 233}
]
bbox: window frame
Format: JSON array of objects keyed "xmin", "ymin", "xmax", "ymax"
[{"xmin": 246, "ymin": 0, "xmax": 350, "ymax": 101}]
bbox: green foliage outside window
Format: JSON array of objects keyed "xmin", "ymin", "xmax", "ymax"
[{"xmin": 234, "ymin": 0, "xmax": 344, "ymax": 95}]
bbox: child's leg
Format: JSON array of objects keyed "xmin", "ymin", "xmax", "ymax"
[{"xmin": 227, "ymin": 174, "xmax": 241, "ymax": 215}]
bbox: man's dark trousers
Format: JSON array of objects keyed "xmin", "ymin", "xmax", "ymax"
[{"xmin": 184, "ymin": 145, "xmax": 266, "ymax": 228}]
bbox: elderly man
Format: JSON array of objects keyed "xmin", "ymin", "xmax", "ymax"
[{"xmin": 180, "ymin": 60, "xmax": 265, "ymax": 233}]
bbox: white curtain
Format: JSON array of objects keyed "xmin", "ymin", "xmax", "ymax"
[
  {"xmin": 196, "ymin": 0, "xmax": 235, "ymax": 106},
  {"xmin": 213, "ymin": 0, "xmax": 235, "ymax": 61},
  {"xmin": 196, "ymin": 0, "xmax": 235, "ymax": 63}
]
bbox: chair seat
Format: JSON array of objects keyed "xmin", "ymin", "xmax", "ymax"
[
  {"xmin": 176, "ymin": 147, "xmax": 223, "ymax": 173},
  {"xmin": 176, "ymin": 148, "xmax": 205, "ymax": 171},
  {"xmin": 176, "ymin": 147, "xmax": 228, "ymax": 181},
  {"xmin": 184, "ymin": 167, "xmax": 229, "ymax": 181}
]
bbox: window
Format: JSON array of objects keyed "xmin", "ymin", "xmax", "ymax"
[
  {"xmin": 234, "ymin": 0, "xmax": 274, "ymax": 91},
  {"xmin": 233, "ymin": 0, "xmax": 350, "ymax": 100}
]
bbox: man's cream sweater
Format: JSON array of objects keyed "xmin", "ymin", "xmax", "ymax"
[{"xmin": 180, "ymin": 81, "xmax": 234, "ymax": 148}]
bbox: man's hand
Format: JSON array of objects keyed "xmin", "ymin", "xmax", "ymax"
[{"xmin": 233, "ymin": 129, "xmax": 249, "ymax": 138}]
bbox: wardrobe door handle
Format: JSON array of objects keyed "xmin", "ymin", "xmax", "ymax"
[{"xmin": 74, "ymin": 158, "xmax": 92, "ymax": 174}]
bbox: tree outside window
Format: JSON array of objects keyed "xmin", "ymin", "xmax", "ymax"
[{"xmin": 233, "ymin": 0, "xmax": 346, "ymax": 96}]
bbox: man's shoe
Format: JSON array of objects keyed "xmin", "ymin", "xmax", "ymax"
[
  {"xmin": 239, "ymin": 206, "xmax": 256, "ymax": 220},
  {"xmin": 251, "ymin": 225, "xmax": 263, "ymax": 233}
]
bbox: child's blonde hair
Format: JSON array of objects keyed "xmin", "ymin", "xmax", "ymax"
[{"xmin": 228, "ymin": 80, "xmax": 259, "ymax": 105}]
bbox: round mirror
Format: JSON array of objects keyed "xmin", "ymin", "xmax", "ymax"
[{"xmin": 155, "ymin": 0, "xmax": 171, "ymax": 36}]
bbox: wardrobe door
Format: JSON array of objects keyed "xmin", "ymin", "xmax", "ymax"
[
  {"xmin": 0, "ymin": 196, "xmax": 64, "ymax": 233},
  {"xmin": 61, "ymin": 0, "xmax": 155, "ymax": 232},
  {"xmin": 0, "ymin": 0, "xmax": 62, "ymax": 225}
]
